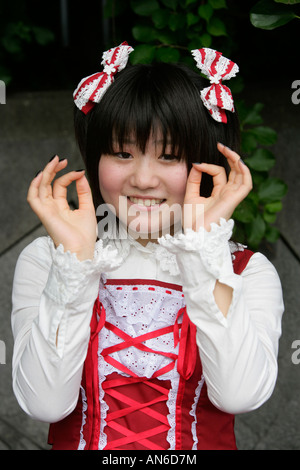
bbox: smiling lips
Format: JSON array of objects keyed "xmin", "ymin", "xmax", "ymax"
[{"xmin": 128, "ymin": 196, "xmax": 165, "ymax": 207}]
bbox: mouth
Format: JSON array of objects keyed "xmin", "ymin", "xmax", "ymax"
[{"xmin": 128, "ymin": 196, "xmax": 166, "ymax": 207}]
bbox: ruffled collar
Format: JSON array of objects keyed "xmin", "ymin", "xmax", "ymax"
[
  {"xmin": 99, "ymin": 218, "xmax": 245, "ymax": 277},
  {"xmin": 99, "ymin": 219, "xmax": 180, "ymax": 276}
]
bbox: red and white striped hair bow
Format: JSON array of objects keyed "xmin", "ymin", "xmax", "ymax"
[
  {"xmin": 191, "ymin": 48, "xmax": 239, "ymax": 123},
  {"xmin": 73, "ymin": 41, "xmax": 134, "ymax": 114}
]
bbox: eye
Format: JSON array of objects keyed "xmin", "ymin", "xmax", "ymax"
[
  {"xmin": 113, "ymin": 152, "xmax": 132, "ymax": 159},
  {"xmin": 160, "ymin": 154, "xmax": 179, "ymax": 161}
]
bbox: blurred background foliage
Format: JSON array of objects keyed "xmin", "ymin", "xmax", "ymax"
[{"xmin": 1, "ymin": 0, "xmax": 299, "ymax": 248}]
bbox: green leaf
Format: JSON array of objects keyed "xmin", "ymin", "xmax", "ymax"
[
  {"xmin": 207, "ymin": 17, "xmax": 227, "ymax": 36},
  {"xmin": 263, "ymin": 211, "xmax": 277, "ymax": 224},
  {"xmin": 198, "ymin": 4, "xmax": 214, "ymax": 22},
  {"xmin": 168, "ymin": 13, "xmax": 186, "ymax": 31},
  {"xmin": 265, "ymin": 225, "xmax": 280, "ymax": 243},
  {"xmin": 208, "ymin": 0, "xmax": 227, "ymax": 8},
  {"xmin": 248, "ymin": 126, "xmax": 277, "ymax": 145},
  {"xmin": 161, "ymin": 0, "xmax": 178, "ymax": 9},
  {"xmin": 258, "ymin": 177, "xmax": 288, "ymax": 203},
  {"xmin": 187, "ymin": 12, "xmax": 199, "ymax": 27},
  {"xmin": 199, "ymin": 33, "xmax": 212, "ymax": 47},
  {"xmin": 31, "ymin": 27, "xmax": 55, "ymax": 46},
  {"xmin": 156, "ymin": 30, "xmax": 177, "ymax": 44},
  {"xmin": 264, "ymin": 201, "xmax": 283, "ymax": 213},
  {"xmin": 130, "ymin": 0, "xmax": 160, "ymax": 16},
  {"xmin": 155, "ymin": 47, "xmax": 181, "ymax": 62},
  {"xmin": 132, "ymin": 25, "xmax": 157, "ymax": 42},
  {"xmin": 2, "ymin": 35, "xmax": 22, "ymax": 54},
  {"xmin": 250, "ymin": 0, "xmax": 297, "ymax": 30},
  {"xmin": 274, "ymin": 0, "xmax": 300, "ymax": 4},
  {"xmin": 130, "ymin": 44, "xmax": 156, "ymax": 64},
  {"xmin": 241, "ymin": 132, "xmax": 258, "ymax": 153},
  {"xmin": 233, "ymin": 198, "xmax": 257, "ymax": 223},
  {"xmin": 152, "ymin": 9, "xmax": 169, "ymax": 29},
  {"xmin": 185, "ymin": 0, "xmax": 198, "ymax": 5},
  {"xmin": 246, "ymin": 148, "xmax": 275, "ymax": 172},
  {"xmin": 246, "ymin": 213, "xmax": 266, "ymax": 247},
  {"xmin": 241, "ymin": 102, "xmax": 264, "ymax": 126}
]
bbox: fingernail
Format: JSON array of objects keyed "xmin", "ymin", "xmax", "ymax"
[
  {"xmin": 34, "ymin": 170, "xmax": 42, "ymax": 178},
  {"xmin": 218, "ymin": 142, "xmax": 231, "ymax": 151},
  {"xmin": 75, "ymin": 169, "xmax": 85, "ymax": 172},
  {"xmin": 192, "ymin": 162, "xmax": 202, "ymax": 165},
  {"xmin": 59, "ymin": 158, "xmax": 67, "ymax": 162},
  {"xmin": 48, "ymin": 155, "xmax": 57, "ymax": 162},
  {"xmin": 239, "ymin": 158, "xmax": 246, "ymax": 165}
]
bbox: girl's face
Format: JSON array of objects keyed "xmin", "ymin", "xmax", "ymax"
[{"xmin": 98, "ymin": 133, "xmax": 188, "ymax": 245}]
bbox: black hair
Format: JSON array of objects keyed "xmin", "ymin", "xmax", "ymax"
[{"xmin": 74, "ymin": 61, "xmax": 240, "ymax": 209}]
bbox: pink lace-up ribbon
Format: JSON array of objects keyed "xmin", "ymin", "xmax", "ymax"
[
  {"xmin": 73, "ymin": 41, "xmax": 134, "ymax": 114},
  {"xmin": 191, "ymin": 47, "xmax": 239, "ymax": 123}
]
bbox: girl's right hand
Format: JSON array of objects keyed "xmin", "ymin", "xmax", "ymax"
[{"xmin": 27, "ymin": 156, "xmax": 97, "ymax": 261}]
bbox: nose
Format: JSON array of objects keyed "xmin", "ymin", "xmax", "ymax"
[{"xmin": 129, "ymin": 156, "xmax": 160, "ymax": 190}]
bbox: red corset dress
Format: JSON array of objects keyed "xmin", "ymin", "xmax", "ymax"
[{"xmin": 48, "ymin": 249, "xmax": 253, "ymax": 450}]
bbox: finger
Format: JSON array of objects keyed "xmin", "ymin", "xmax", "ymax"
[
  {"xmin": 27, "ymin": 170, "xmax": 44, "ymax": 211},
  {"xmin": 217, "ymin": 142, "xmax": 240, "ymax": 165},
  {"xmin": 184, "ymin": 165, "xmax": 203, "ymax": 200},
  {"xmin": 38, "ymin": 156, "xmax": 68, "ymax": 199},
  {"xmin": 238, "ymin": 159, "xmax": 253, "ymax": 192},
  {"xmin": 52, "ymin": 170, "xmax": 87, "ymax": 202},
  {"xmin": 75, "ymin": 172, "xmax": 94, "ymax": 210},
  {"xmin": 217, "ymin": 143, "xmax": 252, "ymax": 188},
  {"xmin": 193, "ymin": 162, "xmax": 228, "ymax": 196}
]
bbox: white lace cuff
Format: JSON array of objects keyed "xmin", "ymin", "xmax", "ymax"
[
  {"xmin": 44, "ymin": 238, "xmax": 123, "ymax": 305},
  {"xmin": 158, "ymin": 218, "xmax": 234, "ymax": 281}
]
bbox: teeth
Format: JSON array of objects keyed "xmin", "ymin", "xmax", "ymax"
[{"xmin": 129, "ymin": 197, "xmax": 164, "ymax": 206}]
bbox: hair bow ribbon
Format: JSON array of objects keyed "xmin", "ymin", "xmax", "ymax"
[
  {"xmin": 191, "ymin": 48, "xmax": 239, "ymax": 123},
  {"xmin": 73, "ymin": 41, "xmax": 134, "ymax": 114}
]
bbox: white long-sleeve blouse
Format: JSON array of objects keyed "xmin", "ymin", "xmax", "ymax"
[{"xmin": 11, "ymin": 219, "xmax": 284, "ymax": 423}]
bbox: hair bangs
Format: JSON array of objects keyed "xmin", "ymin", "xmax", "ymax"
[{"xmin": 95, "ymin": 63, "xmax": 204, "ymax": 162}]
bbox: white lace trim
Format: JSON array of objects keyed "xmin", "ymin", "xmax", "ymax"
[
  {"xmin": 153, "ymin": 245, "xmax": 179, "ymax": 276},
  {"xmin": 73, "ymin": 43, "xmax": 133, "ymax": 111},
  {"xmin": 98, "ymin": 355, "xmax": 109, "ymax": 450},
  {"xmin": 158, "ymin": 218, "xmax": 237, "ymax": 278},
  {"xmin": 191, "ymin": 48, "xmax": 238, "ymax": 122},
  {"xmin": 190, "ymin": 375, "xmax": 205, "ymax": 450},
  {"xmin": 77, "ymin": 386, "xmax": 88, "ymax": 450},
  {"xmin": 97, "ymin": 280, "xmax": 185, "ymax": 449},
  {"xmin": 98, "ymin": 281, "xmax": 184, "ymax": 378},
  {"xmin": 45, "ymin": 237, "xmax": 123, "ymax": 304}
]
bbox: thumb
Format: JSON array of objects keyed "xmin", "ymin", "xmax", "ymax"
[{"xmin": 184, "ymin": 164, "xmax": 202, "ymax": 201}]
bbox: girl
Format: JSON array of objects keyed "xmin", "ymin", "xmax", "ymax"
[{"xmin": 11, "ymin": 43, "xmax": 284, "ymax": 450}]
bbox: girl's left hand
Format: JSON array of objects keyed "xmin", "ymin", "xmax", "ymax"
[{"xmin": 183, "ymin": 143, "xmax": 253, "ymax": 232}]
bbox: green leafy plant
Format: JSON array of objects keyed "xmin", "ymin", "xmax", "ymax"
[
  {"xmin": 0, "ymin": 20, "xmax": 55, "ymax": 85},
  {"xmin": 233, "ymin": 101, "xmax": 287, "ymax": 247},
  {"xmin": 104, "ymin": 0, "xmax": 288, "ymax": 248},
  {"xmin": 250, "ymin": 0, "xmax": 300, "ymax": 30}
]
